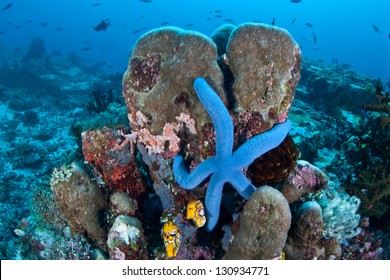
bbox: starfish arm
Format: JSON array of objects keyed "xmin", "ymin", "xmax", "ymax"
[
  {"xmin": 194, "ymin": 78, "xmax": 233, "ymax": 157},
  {"xmin": 232, "ymin": 120, "xmax": 292, "ymax": 167},
  {"xmin": 204, "ymin": 173, "xmax": 225, "ymax": 231},
  {"xmin": 173, "ymin": 155, "xmax": 216, "ymax": 190},
  {"xmin": 229, "ymin": 172, "xmax": 256, "ymax": 199}
]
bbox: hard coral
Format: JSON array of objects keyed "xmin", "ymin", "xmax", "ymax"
[
  {"xmin": 123, "ymin": 26, "xmax": 225, "ymax": 135},
  {"xmin": 50, "ymin": 163, "xmax": 107, "ymax": 243},
  {"xmin": 224, "ymin": 186, "xmax": 291, "ymax": 260},
  {"xmin": 227, "ymin": 23, "xmax": 301, "ymax": 136}
]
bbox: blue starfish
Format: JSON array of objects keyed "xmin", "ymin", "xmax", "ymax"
[{"xmin": 173, "ymin": 78, "xmax": 292, "ymax": 231}]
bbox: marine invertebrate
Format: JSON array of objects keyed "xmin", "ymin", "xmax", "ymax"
[
  {"xmin": 173, "ymin": 78, "xmax": 292, "ymax": 231},
  {"xmin": 247, "ymin": 135, "xmax": 299, "ymax": 187},
  {"xmin": 316, "ymin": 184, "xmax": 361, "ymax": 244},
  {"xmin": 284, "ymin": 201, "xmax": 341, "ymax": 260},
  {"xmin": 224, "ymin": 186, "xmax": 291, "ymax": 260},
  {"xmin": 107, "ymin": 215, "xmax": 147, "ymax": 260},
  {"xmin": 162, "ymin": 221, "xmax": 181, "ymax": 258},
  {"xmin": 186, "ymin": 200, "xmax": 206, "ymax": 227},
  {"xmin": 50, "ymin": 163, "xmax": 107, "ymax": 243},
  {"xmin": 227, "ymin": 23, "xmax": 301, "ymax": 136}
]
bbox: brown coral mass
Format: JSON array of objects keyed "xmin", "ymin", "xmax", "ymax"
[
  {"xmin": 227, "ymin": 23, "xmax": 301, "ymax": 135},
  {"xmin": 122, "ymin": 27, "xmax": 225, "ymax": 135}
]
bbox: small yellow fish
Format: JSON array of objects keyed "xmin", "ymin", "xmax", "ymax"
[
  {"xmin": 186, "ymin": 200, "xmax": 206, "ymax": 227},
  {"xmin": 162, "ymin": 221, "xmax": 181, "ymax": 258}
]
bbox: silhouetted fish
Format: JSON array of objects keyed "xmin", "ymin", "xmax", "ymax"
[
  {"xmin": 372, "ymin": 25, "xmax": 380, "ymax": 33},
  {"xmin": 313, "ymin": 32, "xmax": 317, "ymax": 43},
  {"xmin": 160, "ymin": 21, "xmax": 170, "ymax": 25},
  {"xmin": 185, "ymin": 23, "xmax": 193, "ymax": 27},
  {"xmin": 26, "ymin": 20, "xmax": 32, "ymax": 23},
  {"xmin": 55, "ymin": 28, "xmax": 63, "ymax": 31},
  {"xmin": 40, "ymin": 22, "xmax": 48, "ymax": 27},
  {"xmin": 306, "ymin": 22, "xmax": 313, "ymax": 28},
  {"xmin": 214, "ymin": 15, "xmax": 223, "ymax": 18},
  {"xmin": 290, "ymin": 0, "xmax": 302, "ymax": 3},
  {"xmin": 82, "ymin": 47, "xmax": 91, "ymax": 51},
  {"xmin": 92, "ymin": 3, "xmax": 101, "ymax": 6},
  {"xmin": 1, "ymin": 3, "xmax": 13, "ymax": 12},
  {"xmin": 94, "ymin": 19, "xmax": 110, "ymax": 31},
  {"xmin": 139, "ymin": 0, "xmax": 152, "ymax": 3},
  {"xmin": 214, "ymin": 10, "xmax": 222, "ymax": 13},
  {"xmin": 313, "ymin": 48, "xmax": 320, "ymax": 51},
  {"xmin": 291, "ymin": 17, "xmax": 296, "ymax": 24},
  {"xmin": 272, "ymin": 18, "xmax": 276, "ymax": 25}
]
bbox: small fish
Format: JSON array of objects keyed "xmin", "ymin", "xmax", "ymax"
[
  {"xmin": 1, "ymin": 3, "xmax": 13, "ymax": 12},
  {"xmin": 40, "ymin": 22, "xmax": 48, "ymax": 27},
  {"xmin": 139, "ymin": 0, "xmax": 152, "ymax": 3},
  {"xmin": 272, "ymin": 17, "xmax": 276, "ymax": 26},
  {"xmin": 160, "ymin": 21, "xmax": 170, "ymax": 25},
  {"xmin": 214, "ymin": 10, "xmax": 222, "ymax": 13},
  {"xmin": 305, "ymin": 22, "xmax": 313, "ymax": 28},
  {"xmin": 26, "ymin": 20, "xmax": 32, "ymax": 23},
  {"xmin": 94, "ymin": 19, "xmax": 110, "ymax": 31},
  {"xmin": 313, "ymin": 32, "xmax": 317, "ymax": 44},
  {"xmin": 14, "ymin": 229, "xmax": 25, "ymax": 237},
  {"xmin": 313, "ymin": 48, "xmax": 320, "ymax": 51},
  {"xmin": 0, "ymin": 31, "xmax": 5, "ymax": 34},
  {"xmin": 185, "ymin": 23, "xmax": 193, "ymax": 27},
  {"xmin": 82, "ymin": 47, "xmax": 91, "ymax": 51},
  {"xmin": 55, "ymin": 27, "xmax": 63, "ymax": 31},
  {"xmin": 290, "ymin": 0, "xmax": 302, "ymax": 3},
  {"xmin": 214, "ymin": 15, "xmax": 222, "ymax": 18},
  {"xmin": 389, "ymin": 33, "xmax": 390, "ymax": 39},
  {"xmin": 372, "ymin": 25, "xmax": 380, "ymax": 33},
  {"xmin": 223, "ymin": 19, "xmax": 234, "ymax": 23},
  {"xmin": 92, "ymin": 3, "xmax": 101, "ymax": 6},
  {"xmin": 133, "ymin": 28, "xmax": 143, "ymax": 33},
  {"xmin": 15, "ymin": 25, "xmax": 21, "ymax": 29},
  {"xmin": 291, "ymin": 17, "xmax": 296, "ymax": 24}
]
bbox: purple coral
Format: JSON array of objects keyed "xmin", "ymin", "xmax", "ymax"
[{"xmin": 292, "ymin": 165, "xmax": 318, "ymax": 189}]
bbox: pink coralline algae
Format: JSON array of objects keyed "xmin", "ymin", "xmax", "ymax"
[{"xmin": 281, "ymin": 160, "xmax": 329, "ymax": 204}]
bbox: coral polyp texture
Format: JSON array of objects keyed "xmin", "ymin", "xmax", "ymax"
[
  {"xmin": 50, "ymin": 163, "xmax": 107, "ymax": 244},
  {"xmin": 227, "ymin": 23, "xmax": 301, "ymax": 137},
  {"xmin": 123, "ymin": 26, "xmax": 225, "ymax": 136}
]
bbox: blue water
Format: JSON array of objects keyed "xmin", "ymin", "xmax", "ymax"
[{"xmin": 0, "ymin": 0, "xmax": 389, "ymax": 79}]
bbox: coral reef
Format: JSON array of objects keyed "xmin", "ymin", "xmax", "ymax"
[
  {"xmin": 2, "ymin": 20, "xmax": 389, "ymax": 259},
  {"xmin": 50, "ymin": 163, "xmax": 107, "ymax": 244},
  {"xmin": 107, "ymin": 215, "xmax": 147, "ymax": 260},
  {"xmin": 284, "ymin": 201, "xmax": 341, "ymax": 260},
  {"xmin": 81, "ymin": 127, "xmax": 147, "ymax": 205},
  {"xmin": 224, "ymin": 186, "xmax": 291, "ymax": 259}
]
